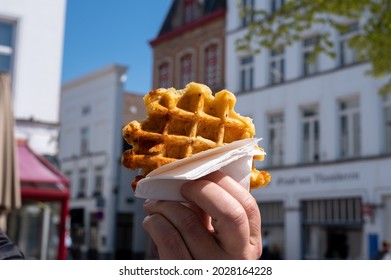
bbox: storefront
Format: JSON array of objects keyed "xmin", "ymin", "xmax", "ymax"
[
  {"xmin": 259, "ymin": 201, "xmax": 284, "ymax": 259},
  {"xmin": 252, "ymin": 156, "xmax": 391, "ymax": 260},
  {"xmin": 6, "ymin": 140, "xmax": 69, "ymax": 260},
  {"xmin": 301, "ymin": 197, "xmax": 363, "ymax": 259}
]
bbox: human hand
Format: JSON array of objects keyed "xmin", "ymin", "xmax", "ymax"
[{"xmin": 142, "ymin": 171, "xmax": 262, "ymax": 259}]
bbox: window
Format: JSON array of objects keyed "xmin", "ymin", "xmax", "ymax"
[
  {"xmin": 78, "ymin": 169, "xmax": 87, "ymax": 198},
  {"xmin": 383, "ymin": 94, "xmax": 391, "ymax": 153},
  {"xmin": 301, "ymin": 107, "xmax": 320, "ymax": 163},
  {"xmin": 239, "ymin": 56, "xmax": 254, "ymax": 91},
  {"xmin": 180, "ymin": 53, "xmax": 193, "ymax": 88},
  {"xmin": 93, "ymin": 167, "xmax": 104, "ymax": 197},
  {"xmin": 271, "ymin": 0, "xmax": 285, "ymax": 14},
  {"xmin": 339, "ymin": 98, "xmax": 360, "ymax": 158},
  {"xmin": 270, "ymin": 47, "xmax": 285, "ymax": 84},
  {"xmin": 241, "ymin": 0, "xmax": 254, "ymax": 27},
  {"xmin": 302, "ymin": 198, "xmax": 362, "ymax": 225},
  {"xmin": 302, "ymin": 36, "xmax": 320, "ymax": 76},
  {"xmin": 204, "ymin": 44, "xmax": 219, "ymax": 89},
  {"xmin": 80, "ymin": 127, "xmax": 90, "ymax": 156},
  {"xmin": 158, "ymin": 62, "xmax": 170, "ymax": 88},
  {"xmin": 339, "ymin": 22, "xmax": 359, "ymax": 66},
  {"xmin": 184, "ymin": 0, "xmax": 197, "ymax": 24},
  {"xmin": 0, "ymin": 21, "xmax": 15, "ymax": 72},
  {"xmin": 268, "ymin": 113, "xmax": 284, "ymax": 166},
  {"xmin": 258, "ymin": 201, "xmax": 284, "ymax": 225},
  {"xmin": 81, "ymin": 105, "xmax": 91, "ymax": 116}
]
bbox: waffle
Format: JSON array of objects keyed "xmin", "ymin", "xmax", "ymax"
[{"xmin": 121, "ymin": 82, "xmax": 271, "ymax": 190}]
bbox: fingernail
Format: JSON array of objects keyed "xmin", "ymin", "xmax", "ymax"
[
  {"xmin": 143, "ymin": 215, "xmax": 150, "ymax": 223},
  {"xmin": 144, "ymin": 199, "xmax": 151, "ymax": 206}
]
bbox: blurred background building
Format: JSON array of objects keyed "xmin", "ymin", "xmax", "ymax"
[
  {"xmin": 1, "ymin": 0, "xmax": 69, "ymax": 259},
  {"xmin": 59, "ymin": 64, "xmax": 146, "ymax": 259},
  {"xmin": 1, "ymin": 0, "xmax": 66, "ymax": 157},
  {"xmin": 227, "ymin": 0, "xmax": 391, "ymax": 260}
]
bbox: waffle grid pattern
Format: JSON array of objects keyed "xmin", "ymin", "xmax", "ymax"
[{"xmin": 122, "ymin": 82, "xmax": 270, "ymax": 189}]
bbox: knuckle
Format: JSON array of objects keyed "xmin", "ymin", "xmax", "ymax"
[
  {"xmin": 242, "ymin": 195, "xmax": 259, "ymax": 214},
  {"xmin": 160, "ymin": 229, "xmax": 183, "ymax": 249},
  {"xmin": 179, "ymin": 211, "xmax": 201, "ymax": 233},
  {"xmin": 226, "ymin": 206, "xmax": 247, "ymax": 227},
  {"xmin": 143, "ymin": 214, "xmax": 182, "ymax": 249}
]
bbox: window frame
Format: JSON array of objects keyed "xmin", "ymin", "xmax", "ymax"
[
  {"xmin": 269, "ymin": 47, "xmax": 285, "ymax": 85},
  {"xmin": 93, "ymin": 166, "xmax": 104, "ymax": 197},
  {"xmin": 184, "ymin": 0, "xmax": 197, "ymax": 24},
  {"xmin": 179, "ymin": 53, "xmax": 194, "ymax": 88},
  {"xmin": 270, "ymin": 0, "xmax": 285, "ymax": 14},
  {"xmin": 239, "ymin": 55, "xmax": 254, "ymax": 92},
  {"xmin": 267, "ymin": 113, "xmax": 285, "ymax": 166},
  {"xmin": 80, "ymin": 126, "xmax": 90, "ymax": 156},
  {"xmin": 383, "ymin": 94, "xmax": 391, "ymax": 153},
  {"xmin": 241, "ymin": 0, "xmax": 254, "ymax": 28},
  {"xmin": 204, "ymin": 43, "xmax": 220, "ymax": 89},
  {"xmin": 158, "ymin": 61, "xmax": 170, "ymax": 88},
  {"xmin": 301, "ymin": 106, "xmax": 320, "ymax": 163},
  {"xmin": 0, "ymin": 20, "xmax": 16, "ymax": 73},
  {"xmin": 339, "ymin": 21, "xmax": 359, "ymax": 67},
  {"xmin": 338, "ymin": 97, "xmax": 361, "ymax": 159},
  {"xmin": 78, "ymin": 169, "xmax": 87, "ymax": 198},
  {"xmin": 302, "ymin": 35, "xmax": 320, "ymax": 76}
]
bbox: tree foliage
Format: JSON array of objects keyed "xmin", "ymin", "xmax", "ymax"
[{"xmin": 236, "ymin": 0, "xmax": 391, "ymax": 94}]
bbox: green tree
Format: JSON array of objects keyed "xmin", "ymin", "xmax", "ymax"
[{"xmin": 236, "ymin": 0, "xmax": 391, "ymax": 94}]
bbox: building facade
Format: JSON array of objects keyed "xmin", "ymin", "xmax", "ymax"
[
  {"xmin": 150, "ymin": 0, "xmax": 227, "ymax": 92},
  {"xmin": 227, "ymin": 0, "xmax": 391, "ymax": 259},
  {"xmin": 0, "ymin": 0, "xmax": 66, "ymax": 156},
  {"xmin": 59, "ymin": 65, "xmax": 147, "ymax": 259},
  {"xmin": 1, "ymin": 0, "xmax": 68, "ymax": 259}
]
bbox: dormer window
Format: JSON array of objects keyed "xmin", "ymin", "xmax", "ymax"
[{"xmin": 184, "ymin": 0, "xmax": 197, "ymax": 24}]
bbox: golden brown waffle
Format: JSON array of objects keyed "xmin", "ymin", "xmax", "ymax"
[{"xmin": 122, "ymin": 82, "xmax": 271, "ymax": 190}]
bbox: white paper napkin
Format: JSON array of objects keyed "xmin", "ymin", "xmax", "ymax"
[{"xmin": 134, "ymin": 138, "xmax": 264, "ymax": 201}]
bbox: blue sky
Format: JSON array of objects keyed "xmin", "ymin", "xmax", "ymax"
[{"xmin": 62, "ymin": 0, "xmax": 172, "ymax": 94}]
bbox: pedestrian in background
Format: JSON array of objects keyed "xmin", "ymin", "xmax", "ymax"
[
  {"xmin": 373, "ymin": 240, "xmax": 391, "ymax": 260},
  {"xmin": 65, "ymin": 230, "xmax": 73, "ymax": 260}
]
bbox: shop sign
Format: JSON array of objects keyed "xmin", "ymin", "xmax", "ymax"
[{"xmin": 271, "ymin": 171, "xmax": 360, "ymax": 187}]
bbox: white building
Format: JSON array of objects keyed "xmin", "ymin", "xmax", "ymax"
[
  {"xmin": 0, "ymin": 0, "xmax": 66, "ymax": 156},
  {"xmin": 226, "ymin": 0, "xmax": 391, "ymax": 259},
  {"xmin": 59, "ymin": 64, "xmax": 147, "ymax": 259}
]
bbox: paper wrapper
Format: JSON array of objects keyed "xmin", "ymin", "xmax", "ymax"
[{"xmin": 134, "ymin": 138, "xmax": 264, "ymax": 202}]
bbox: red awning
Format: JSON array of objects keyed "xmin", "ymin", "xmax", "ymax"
[
  {"xmin": 16, "ymin": 140, "xmax": 70, "ymax": 260},
  {"xmin": 17, "ymin": 140, "xmax": 69, "ymax": 186}
]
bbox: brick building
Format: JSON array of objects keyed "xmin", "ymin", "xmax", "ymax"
[{"xmin": 150, "ymin": 0, "xmax": 227, "ymax": 92}]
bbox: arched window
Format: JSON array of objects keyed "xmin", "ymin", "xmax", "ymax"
[
  {"xmin": 158, "ymin": 62, "xmax": 169, "ymax": 88},
  {"xmin": 180, "ymin": 53, "xmax": 193, "ymax": 88},
  {"xmin": 204, "ymin": 44, "xmax": 219, "ymax": 89}
]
